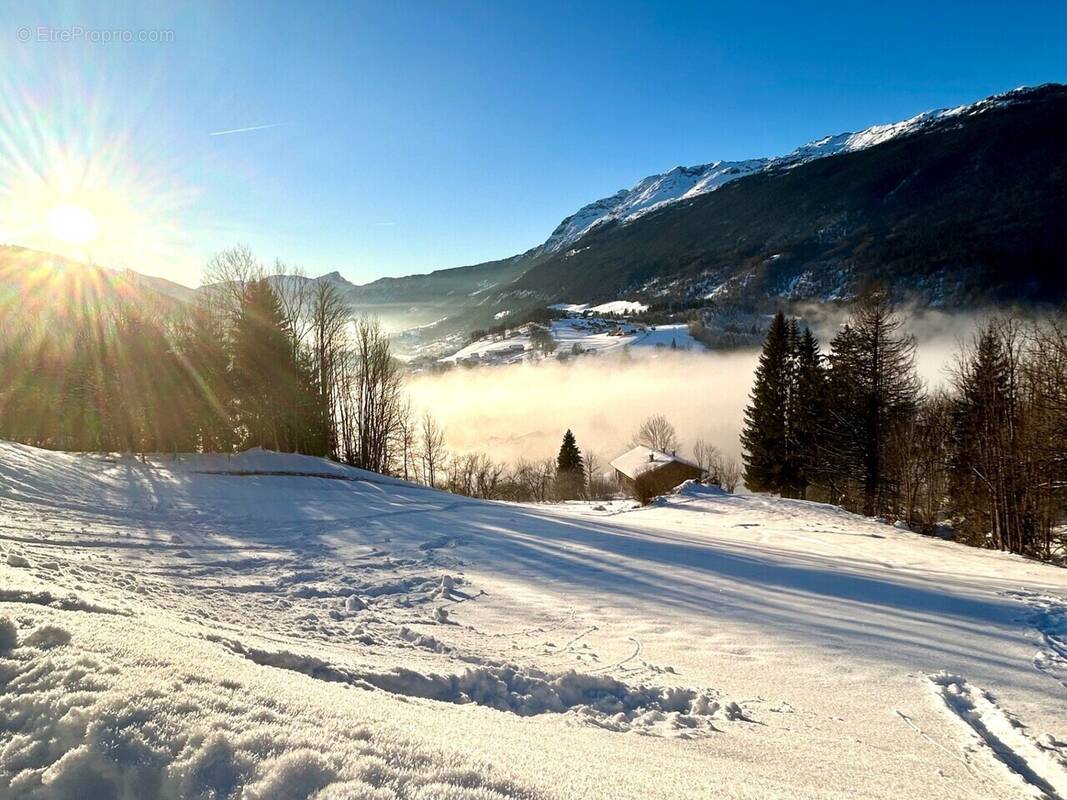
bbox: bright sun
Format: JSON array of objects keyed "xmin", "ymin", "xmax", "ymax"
[{"xmin": 47, "ymin": 203, "xmax": 99, "ymax": 245}]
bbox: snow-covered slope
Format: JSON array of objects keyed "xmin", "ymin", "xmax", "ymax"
[
  {"xmin": 443, "ymin": 318, "xmax": 701, "ymax": 365},
  {"xmin": 1, "ymin": 441, "xmax": 1065, "ymax": 799},
  {"xmin": 539, "ymin": 87, "xmax": 1033, "ymax": 254},
  {"xmin": 541, "ymin": 160, "xmax": 767, "ymax": 253}
]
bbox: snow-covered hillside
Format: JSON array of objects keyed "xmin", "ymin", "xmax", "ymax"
[
  {"xmin": 540, "ymin": 160, "xmax": 768, "ymax": 253},
  {"xmin": 538, "ymin": 87, "xmax": 1033, "ymax": 254},
  {"xmin": 442, "ymin": 317, "xmax": 701, "ymax": 366},
  {"xmin": 549, "ymin": 300, "xmax": 649, "ymax": 315},
  {"xmin": 1, "ymin": 441, "xmax": 1065, "ymax": 799}
]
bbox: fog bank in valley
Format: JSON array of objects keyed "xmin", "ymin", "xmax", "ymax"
[
  {"xmin": 406, "ymin": 309, "xmax": 992, "ymax": 472},
  {"xmin": 407, "ymin": 351, "xmax": 760, "ymax": 469}
]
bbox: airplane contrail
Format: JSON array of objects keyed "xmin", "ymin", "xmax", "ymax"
[{"xmin": 209, "ymin": 123, "xmax": 283, "ymax": 137}]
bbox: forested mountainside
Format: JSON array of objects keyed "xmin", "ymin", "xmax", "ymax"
[{"xmin": 501, "ymin": 84, "xmax": 1067, "ymax": 308}]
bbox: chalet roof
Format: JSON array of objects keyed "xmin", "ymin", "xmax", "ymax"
[{"xmin": 609, "ymin": 446, "xmax": 701, "ymax": 481}]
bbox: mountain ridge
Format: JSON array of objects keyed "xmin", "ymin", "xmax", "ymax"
[
  {"xmin": 500, "ymin": 82, "xmax": 1067, "ymax": 309},
  {"xmin": 342, "ymin": 83, "xmax": 1059, "ymax": 328},
  {"xmin": 534, "ymin": 84, "xmax": 1035, "ymax": 256}
]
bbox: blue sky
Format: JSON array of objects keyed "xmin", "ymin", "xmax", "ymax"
[{"xmin": 1, "ymin": 1, "xmax": 1065, "ymax": 286}]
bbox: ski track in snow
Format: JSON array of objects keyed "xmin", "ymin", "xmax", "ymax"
[
  {"xmin": 1, "ymin": 442, "xmax": 1066, "ymax": 799},
  {"xmin": 928, "ymin": 673, "xmax": 1067, "ymax": 800}
]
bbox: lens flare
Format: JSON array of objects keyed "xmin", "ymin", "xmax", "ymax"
[
  {"xmin": 0, "ymin": 49, "xmax": 200, "ymax": 280},
  {"xmin": 47, "ymin": 203, "xmax": 99, "ymax": 245}
]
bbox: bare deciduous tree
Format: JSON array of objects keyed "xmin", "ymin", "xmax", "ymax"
[
  {"xmin": 337, "ymin": 317, "xmax": 405, "ymax": 474},
  {"xmin": 419, "ymin": 412, "xmax": 447, "ymax": 488},
  {"xmin": 308, "ymin": 280, "xmax": 349, "ymax": 458},
  {"xmin": 473, "ymin": 454, "xmax": 507, "ymax": 499},
  {"xmin": 272, "ymin": 261, "xmax": 313, "ymax": 352},
  {"xmin": 889, "ymin": 393, "xmax": 951, "ymax": 531},
  {"xmin": 584, "ymin": 450, "xmax": 614, "ymax": 500},
  {"xmin": 202, "ymin": 245, "xmax": 263, "ymax": 324},
  {"xmin": 631, "ymin": 414, "xmax": 679, "ymax": 452},
  {"xmin": 394, "ymin": 400, "xmax": 417, "ymax": 482},
  {"xmin": 692, "ymin": 439, "xmax": 721, "ymax": 481},
  {"xmin": 715, "ymin": 455, "xmax": 742, "ymax": 493},
  {"xmin": 510, "ymin": 458, "xmax": 556, "ymax": 502},
  {"xmin": 447, "ymin": 452, "xmax": 479, "ymax": 497}
]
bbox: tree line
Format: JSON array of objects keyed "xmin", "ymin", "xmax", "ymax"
[
  {"xmin": 741, "ymin": 288, "xmax": 1067, "ymax": 561},
  {"xmin": 0, "ymin": 246, "xmax": 408, "ymax": 472}
]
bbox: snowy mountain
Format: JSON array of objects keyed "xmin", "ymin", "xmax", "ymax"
[
  {"xmin": 1, "ymin": 440, "xmax": 1065, "ymax": 798},
  {"xmin": 540, "ymin": 159, "xmax": 768, "ymax": 254},
  {"xmin": 503, "ymin": 83, "xmax": 1067, "ymax": 309},
  {"xmin": 344, "ymin": 83, "xmax": 1067, "ymax": 348},
  {"xmin": 264, "ymin": 269, "xmax": 361, "ymax": 298},
  {"xmin": 536, "ymin": 86, "xmax": 1031, "ymax": 255}
]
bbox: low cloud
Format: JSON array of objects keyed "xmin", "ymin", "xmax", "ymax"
[
  {"xmin": 406, "ymin": 310, "xmax": 991, "ymax": 471},
  {"xmin": 407, "ymin": 351, "xmax": 760, "ymax": 468},
  {"xmin": 800, "ymin": 304, "xmax": 1000, "ymax": 390}
]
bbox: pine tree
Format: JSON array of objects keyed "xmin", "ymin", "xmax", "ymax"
[
  {"xmin": 556, "ymin": 429, "xmax": 585, "ymax": 499},
  {"xmin": 820, "ymin": 323, "xmax": 860, "ymax": 505},
  {"xmin": 230, "ymin": 278, "xmax": 302, "ymax": 451},
  {"xmin": 178, "ymin": 304, "xmax": 236, "ymax": 452},
  {"xmin": 950, "ymin": 322, "xmax": 1030, "ymax": 553},
  {"xmin": 821, "ymin": 288, "xmax": 920, "ymax": 515},
  {"xmin": 788, "ymin": 326, "xmax": 826, "ymax": 499},
  {"xmin": 741, "ymin": 312, "xmax": 792, "ymax": 493},
  {"xmin": 530, "ymin": 325, "xmax": 556, "ymax": 354},
  {"xmin": 557, "ymin": 429, "xmax": 583, "ymax": 473}
]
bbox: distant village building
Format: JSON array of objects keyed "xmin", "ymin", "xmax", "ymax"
[{"xmin": 609, "ymin": 446, "xmax": 702, "ymax": 497}]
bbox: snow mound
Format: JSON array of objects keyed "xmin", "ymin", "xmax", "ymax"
[
  {"xmin": 353, "ymin": 664, "xmax": 744, "ymax": 736},
  {"xmin": 0, "ymin": 630, "xmax": 545, "ymax": 800},
  {"xmin": 221, "ymin": 636, "xmax": 741, "ymax": 737},
  {"xmin": 243, "ymin": 750, "xmax": 336, "ymax": 800},
  {"xmin": 0, "ymin": 588, "xmax": 126, "ymax": 616},
  {"xmin": 671, "ymin": 480, "xmax": 731, "ymax": 499},
  {"xmin": 22, "ymin": 625, "xmax": 72, "ymax": 649}
]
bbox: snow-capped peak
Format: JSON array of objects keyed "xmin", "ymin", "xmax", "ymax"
[
  {"xmin": 540, "ymin": 87, "xmax": 1035, "ymax": 253},
  {"xmin": 540, "ymin": 159, "xmax": 767, "ymax": 253}
]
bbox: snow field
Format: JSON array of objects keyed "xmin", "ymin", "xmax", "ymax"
[
  {"xmin": 0, "ymin": 441, "xmax": 1065, "ymax": 798},
  {"xmin": 0, "ymin": 608, "xmax": 545, "ymax": 800}
]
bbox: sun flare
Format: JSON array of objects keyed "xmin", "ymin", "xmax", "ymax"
[
  {"xmin": 0, "ymin": 64, "xmax": 197, "ymax": 279},
  {"xmin": 47, "ymin": 203, "xmax": 99, "ymax": 245}
]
